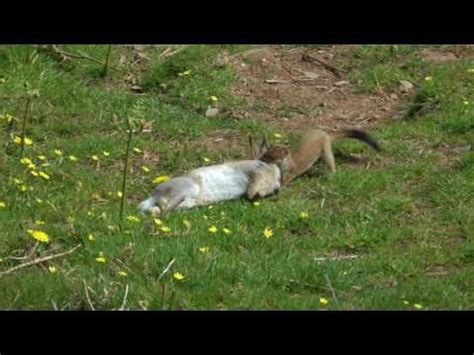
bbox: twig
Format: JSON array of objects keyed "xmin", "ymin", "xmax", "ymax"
[
  {"xmin": 324, "ymin": 274, "xmax": 341, "ymax": 309},
  {"xmin": 314, "ymin": 254, "xmax": 360, "ymax": 262},
  {"xmin": 20, "ymin": 96, "xmax": 32, "ymax": 157},
  {"xmin": 302, "ymin": 53, "xmax": 347, "ymax": 77},
  {"xmin": 159, "ymin": 45, "xmax": 186, "ymax": 59},
  {"xmin": 157, "ymin": 258, "xmax": 176, "ymax": 281},
  {"xmin": 0, "ymin": 244, "xmax": 81, "ymax": 277},
  {"xmin": 119, "ymin": 284, "xmax": 130, "ymax": 311},
  {"xmin": 83, "ymin": 279, "xmax": 95, "ymax": 311},
  {"xmin": 102, "ymin": 45, "xmax": 113, "ymax": 77},
  {"xmin": 38, "ymin": 45, "xmax": 128, "ymax": 74},
  {"xmin": 119, "ymin": 119, "xmax": 134, "ymax": 231}
]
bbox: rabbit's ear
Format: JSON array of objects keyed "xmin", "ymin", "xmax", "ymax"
[
  {"xmin": 249, "ymin": 134, "xmax": 261, "ymax": 159},
  {"xmin": 259, "ymin": 137, "xmax": 269, "ymax": 155}
]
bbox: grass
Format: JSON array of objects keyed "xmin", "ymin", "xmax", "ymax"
[{"xmin": 0, "ymin": 45, "xmax": 473, "ymax": 310}]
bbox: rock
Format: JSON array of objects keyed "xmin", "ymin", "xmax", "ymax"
[
  {"xmin": 399, "ymin": 80, "xmax": 414, "ymax": 93},
  {"xmin": 390, "ymin": 93, "xmax": 399, "ymax": 100},
  {"xmin": 303, "ymin": 71, "xmax": 319, "ymax": 79},
  {"xmin": 205, "ymin": 107, "xmax": 219, "ymax": 118},
  {"xmin": 130, "ymin": 85, "xmax": 144, "ymax": 93},
  {"xmin": 334, "ymin": 80, "xmax": 350, "ymax": 87},
  {"xmin": 214, "ymin": 52, "xmax": 229, "ymax": 68}
]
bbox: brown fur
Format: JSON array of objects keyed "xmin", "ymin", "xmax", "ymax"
[{"xmin": 257, "ymin": 129, "xmax": 380, "ymax": 187}]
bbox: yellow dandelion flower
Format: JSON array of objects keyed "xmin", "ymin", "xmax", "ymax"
[
  {"xmin": 153, "ymin": 218, "xmax": 163, "ymax": 226},
  {"xmin": 27, "ymin": 163, "xmax": 36, "ymax": 170},
  {"xmin": 182, "ymin": 220, "xmax": 191, "ymax": 228},
  {"xmin": 178, "ymin": 70, "xmax": 192, "ymax": 77},
  {"xmin": 203, "ymin": 215, "xmax": 209, "ymax": 220},
  {"xmin": 117, "ymin": 191, "xmax": 123, "ymax": 198},
  {"xmin": 0, "ymin": 78, "xmax": 5, "ymax": 84},
  {"xmin": 20, "ymin": 157, "xmax": 33, "ymax": 165},
  {"xmin": 39, "ymin": 171, "xmax": 50, "ymax": 180},
  {"xmin": 173, "ymin": 272, "xmax": 185, "ymax": 281},
  {"xmin": 153, "ymin": 176, "xmax": 171, "ymax": 184},
  {"xmin": 209, "ymin": 96, "xmax": 218, "ymax": 102},
  {"xmin": 126, "ymin": 215, "xmax": 140, "ymax": 223},
  {"xmin": 95, "ymin": 256, "xmax": 107, "ymax": 263},
  {"xmin": 133, "ymin": 147, "xmax": 142, "ymax": 153},
  {"xmin": 208, "ymin": 225, "xmax": 218, "ymax": 233},
  {"xmin": 54, "ymin": 149, "xmax": 63, "ymax": 156},
  {"xmin": 0, "ymin": 201, "xmax": 6, "ymax": 208},
  {"xmin": 88, "ymin": 234, "xmax": 95, "ymax": 241},
  {"xmin": 208, "ymin": 205, "xmax": 213, "ymax": 209},
  {"xmin": 223, "ymin": 228, "xmax": 232, "ymax": 235},
  {"xmin": 102, "ymin": 151, "xmax": 110, "ymax": 157},
  {"xmin": 263, "ymin": 227, "xmax": 273, "ymax": 239},
  {"xmin": 424, "ymin": 76, "xmax": 433, "ymax": 81},
  {"xmin": 68, "ymin": 155, "xmax": 78, "ymax": 162},
  {"xmin": 35, "ymin": 220, "xmax": 45, "ymax": 225},
  {"xmin": 27, "ymin": 229, "xmax": 49, "ymax": 243},
  {"xmin": 403, "ymin": 300, "xmax": 409, "ymax": 305},
  {"xmin": 14, "ymin": 136, "xmax": 33, "ymax": 146},
  {"xmin": 253, "ymin": 201, "xmax": 261, "ymax": 206},
  {"xmin": 467, "ymin": 68, "xmax": 474, "ymax": 74},
  {"xmin": 274, "ymin": 133, "xmax": 282, "ymax": 138},
  {"xmin": 414, "ymin": 303, "xmax": 423, "ymax": 309},
  {"xmin": 91, "ymin": 155, "xmax": 99, "ymax": 161},
  {"xmin": 48, "ymin": 266, "xmax": 57, "ymax": 274},
  {"xmin": 14, "ymin": 178, "xmax": 22, "ymax": 185},
  {"xmin": 19, "ymin": 184, "xmax": 28, "ymax": 192},
  {"xmin": 118, "ymin": 271, "xmax": 128, "ymax": 277},
  {"xmin": 36, "ymin": 198, "xmax": 43, "ymax": 204},
  {"xmin": 160, "ymin": 226, "xmax": 171, "ymax": 233},
  {"xmin": 299, "ymin": 212, "xmax": 309, "ymax": 219},
  {"xmin": 141, "ymin": 166, "xmax": 150, "ymax": 173},
  {"xmin": 319, "ymin": 297, "xmax": 329, "ymax": 305},
  {"xmin": 30, "ymin": 171, "xmax": 39, "ymax": 177},
  {"xmin": 463, "ymin": 100, "xmax": 469, "ymax": 106},
  {"xmin": 37, "ymin": 155, "xmax": 47, "ymax": 161},
  {"xmin": 199, "ymin": 246, "xmax": 210, "ymax": 253},
  {"xmin": 203, "ymin": 157, "xmax": 211, "ymax": 163}
]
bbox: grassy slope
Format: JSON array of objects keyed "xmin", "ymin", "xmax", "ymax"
[{"xmin": 0, "ymin": 45, "xmax": 472, "ymax": 309}]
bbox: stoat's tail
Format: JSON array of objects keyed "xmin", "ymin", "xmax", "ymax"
[{"xmin": 330, "ymin": 129, "xmax": 381, "ymax": 151}]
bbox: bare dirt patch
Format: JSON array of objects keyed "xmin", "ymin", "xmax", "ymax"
[{"xmin": 229, "ymin": 45, "xmax": 401, "ymax": 134}]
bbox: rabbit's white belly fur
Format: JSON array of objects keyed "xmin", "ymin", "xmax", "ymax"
[{"xmin": 183, "ymin": 165, "xmax": 248, "ymax": 207}]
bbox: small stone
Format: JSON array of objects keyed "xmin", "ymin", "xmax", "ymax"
[
  {"xmin": 390, "ymin": 93, "xmax": 399, "ymax": 100},
  {"xmin": 399, "ymin": 80, "xmax": 414, "ymax": 93},
  {"xmin": 334, "ymin": 80, "xmax": 350, "ymax": 87},
  {"xmin": 205, "ymin": 107, "xmax": 219, "ymax": 118},
  {"xmin": 130, "ymin": 85, "xmax": 144, "ymax": 93},
  {"xmin": 304, "ymin": 71, "xmax": 319, "ymax": 79}
]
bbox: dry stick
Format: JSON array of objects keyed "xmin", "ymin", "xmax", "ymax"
[
  {"xmin": 158, "ymin": 258, "xmax": 176, "ymax": 281},
  {"xmin": 160, "ymin": 283, "xmax": 167, "ymax": 310},
  {"xmin": 119, "ymin": 120, "xmax": 133, "ymax": 231},
  {"xmin": 324, "ymin": 274, "xmax": 341, "ymax": 309},
  {"xmin": 314, "ymin": 254, "xmax": 360, "ymax": 262},
  {"xmin": 119, "ymin": 284, "xmax": 130, "ymax": 311},
  {"xmin": 43, "ymin": 46, "xmax": 128, "ymax": 74},
  {"xmin": 0, "ymin": 244, "xmax": 81, "ymax": 277},
  {"xmin": 102, "ymin": 45, "xmax": 112, "ymax": 77},
  {"xmin": 302, "ymin": 53, "xmax": 347, "ymax": 77},
  {"xmin": 20, "ymin": 96, "xmax": 32, "ymax": 157},
  {"xmin": 83, "ymin": 279, "xmax": 95, "ymax": 311}
]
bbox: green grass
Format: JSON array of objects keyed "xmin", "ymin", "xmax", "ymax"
[{"xmin": 0, "ymin": 45, "xmax": 473, "ymax": 309}]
